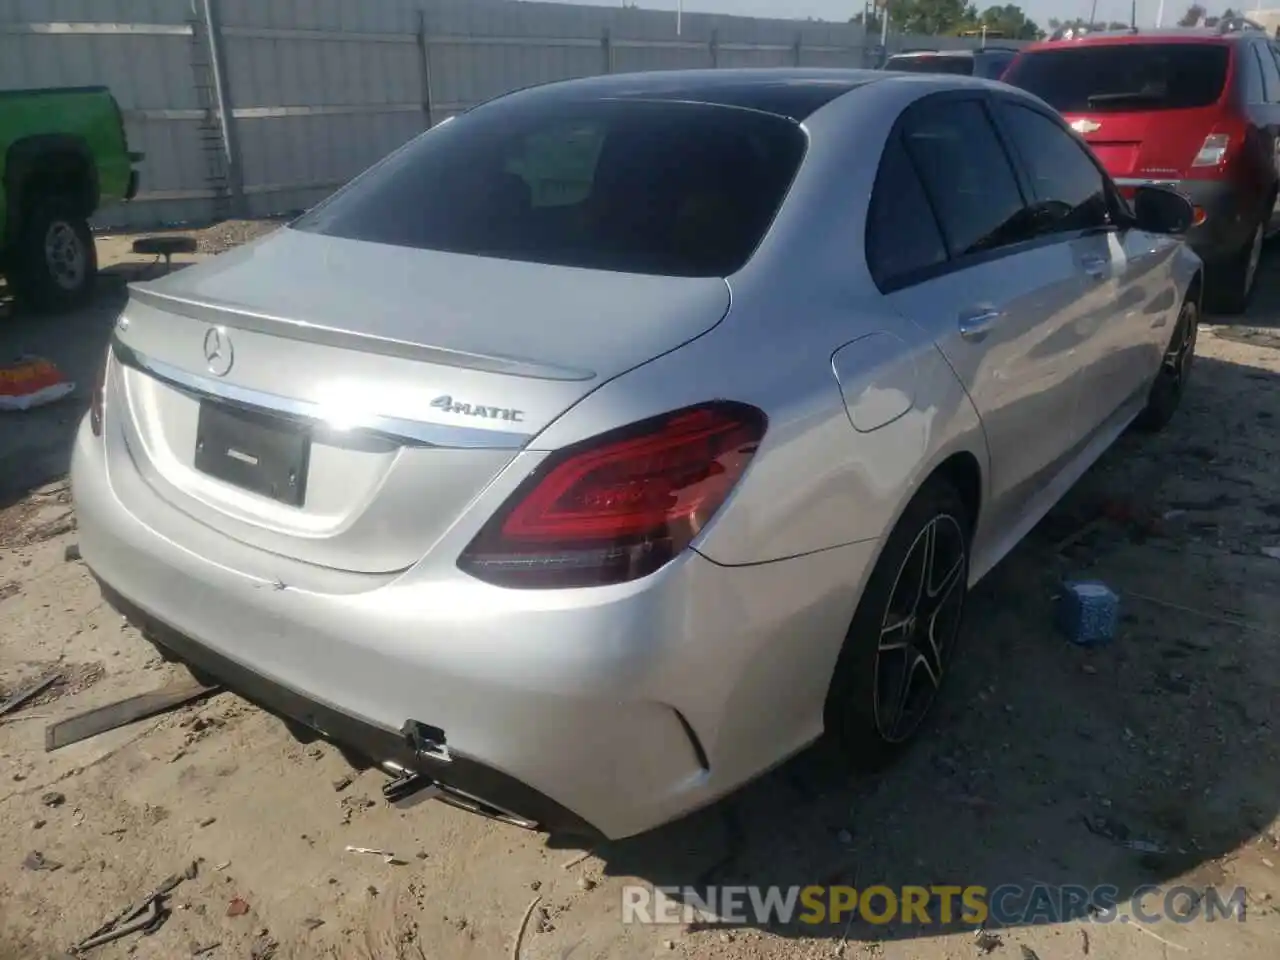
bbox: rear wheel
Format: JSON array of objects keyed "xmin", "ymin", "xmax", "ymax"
[
  {"xmin": 8, "ymin": 197, "xmax": 97, "ymax": 313},
  {"xmin": 824, "ymin": 477, "xmax": 971, "ymax": 771},
  {"xmin": 1206, "ymin": 218, "xmax": 1264, "ymax": 316},
  {"xmin": 1134, "ymin": 296, "xmax": 1198, "ymax": 433}
]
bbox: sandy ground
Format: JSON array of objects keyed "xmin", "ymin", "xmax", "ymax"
[{"xmin": 0, "ymin": 225, "xmax": 1278, "ymax": 960}]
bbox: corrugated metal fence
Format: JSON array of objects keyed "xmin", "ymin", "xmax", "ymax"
[{"xmin": 0, "ymin": 0, "xmax": 1028, "ymax": 230}]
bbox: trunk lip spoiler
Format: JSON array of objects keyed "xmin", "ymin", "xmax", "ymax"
[
  {"xmin": 126, "ymin": 284, "xmax": 598, "ymax": 383},
  {"xmin": 110, "ymin": 333, "xmax": 532, "ymax": 451}
]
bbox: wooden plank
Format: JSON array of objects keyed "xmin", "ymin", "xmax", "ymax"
[{"xmin": 44, "ymin": 679, "xmax": 221, "ymax": 752}]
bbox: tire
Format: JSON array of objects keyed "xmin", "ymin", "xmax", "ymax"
[
  {"xmin": 1206, "ymin": 217, "xmax": 1264, "ymax": 316},
  {"xmin": 1134, "ymin": 296, "xmax": 1198, "ymax": 434},
  {"xmin": 7, "ymin": 198, "xmax": 97, "ymax": 314},
  {"xmin": 824, "ymin": 476, "xmax": 971, "ymax": 771}
]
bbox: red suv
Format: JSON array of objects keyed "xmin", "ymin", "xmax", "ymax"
[{"xmin": 1003, "ymin": 25, "xmax": 1280, "ymax": 313}]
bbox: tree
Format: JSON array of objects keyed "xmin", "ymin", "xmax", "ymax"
[
  {"xmin": 851, "ymin": 0, "xmax": 1040, "ymax": 40},
  {"xmin": 1178, "ymin": 3, "xmax": 1206, "ymax": 25},
  {"xmin": 973, "ymin": 4, "xmax": 1042, "ymax": 40}
]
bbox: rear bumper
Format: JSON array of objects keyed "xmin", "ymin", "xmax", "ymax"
[
  {"xmin": 94, "ymin": 577, "xmax": 601, "ymax": 839},
  {"xmin": 1179, "ymin": 179, "xmax": 1254, "ymax": 263},
  {"xmin": 71, "ymin": 407, "xmax": 874, "ymax": 840},
  {"xmin": 1118, "ymin": 178, "xmax": 1254, "ymax": 263}
]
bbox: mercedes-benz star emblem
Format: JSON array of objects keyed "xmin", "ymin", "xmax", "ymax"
[{"xmin": 202, "ymin": 326, "xmax": 234, "ymax": 377}]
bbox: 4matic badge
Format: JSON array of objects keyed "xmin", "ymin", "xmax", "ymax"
[{"xmin": 431, "ymin": 394, "xmax": 524, "ymax": 423}]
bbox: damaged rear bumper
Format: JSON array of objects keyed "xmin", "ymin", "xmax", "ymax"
[{"xmin": 94, "ymin": 576, "xmax": 604, "ymax": 841}]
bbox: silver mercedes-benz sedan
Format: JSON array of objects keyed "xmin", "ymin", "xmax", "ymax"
[{"xmin": 73, "ymin": 68, "xmax": 1202, "ymax": 841}]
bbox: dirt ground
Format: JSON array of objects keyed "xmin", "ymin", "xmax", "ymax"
[{"xmin": 0, "ymin": 224, "xmax": 1278, "ymax": 960}]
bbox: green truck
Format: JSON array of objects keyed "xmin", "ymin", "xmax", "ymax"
[{"xmin": 1, "ymin": 85, "xmax": 140, "ymax": 312}]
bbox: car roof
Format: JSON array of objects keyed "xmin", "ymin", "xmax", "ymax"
[
  {"xmin": 1023, "ymin": 27, "xmax": 1253, "ymax": 53},
  {"xmin": 890, "ymin": 49, "xmax": 977, "ymax": 59},
  {"xmin": 510, "ymin": 68, "xmax": 889, "ymax": 122}
]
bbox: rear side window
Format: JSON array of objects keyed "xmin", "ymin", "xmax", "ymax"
[
  {"xmin": 1253, "ymin": 42, "xmax": 1280, "ymax": 103},
  {"xmin": 975, "ymin": 52, "xmax": 1016, "ymax": 80},
  {"xmin": 998, "ymin": 103, "xmax": 1111, "ymax": 234},
  {"xmin": 885, "ymin": 54, "xmax": 974, "ymax": 76},
  {"xmin": 866, "ymin": 134, "xmax": 947, "ymax": 289},
  {"xmin": 1003, "ymin": 43, "xmax": 1231, "ymax": 112},
  {"xmin": 293, "ymin": 98, "xmax": 807, "ymax": 278},
  {"xmin": 899, "ymin": 98, "xmax": 1030, "ymax": 258}
]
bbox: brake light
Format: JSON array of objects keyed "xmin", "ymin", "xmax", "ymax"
[
  {"xmin": 1192, "ymin": 133, "xmax": 1231, "ymax": 168},
  {"xmin": 89, "ymin": 348, "xmax": 108, "ymax": 437},
  {"xmin": 459, "ymin": 402, "xmax": 767, "ymax": 589}
]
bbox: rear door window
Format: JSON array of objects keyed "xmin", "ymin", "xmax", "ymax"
[
  {"xmin": 898, "ymin": 98, "xmax": 1030, "ymax": 258},
  {"xmin": 293, "ymin": 97, "xmax": 807, "ymax": 278},
  {"xmin": 1002, "ymin": 42, "xmax": 1231, "ymax": 112},
  {"xmin": 997, "ymin": 103, "xmax": 1112, "ymax": 235},
  {"xmin": 866, "ymin": 134, "xmax": 948, "ymax": 289}
]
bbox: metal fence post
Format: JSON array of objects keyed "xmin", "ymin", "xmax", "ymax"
[
  {"xmin": 709, "ymin": 28, "xmax": 719, "ymax": 67},
  {"xmin": 793, "ymin": 32, "xmax": 802, "ymax": 66},
  {"xmin": 416, "ymin": 8, "xmax": 435, "ymax": 128},
  {"xmin": 199, "ymin": 0, "xmax": 246, "ymax": 217},
  {"xmin": 602, "ymin": 27, "xmax": 613, "ymax": 74}
]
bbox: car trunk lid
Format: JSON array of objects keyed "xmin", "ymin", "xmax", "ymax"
[
  {"xmin": 1004, "ymin": 40, "xmax": 1233, "ymax": 184},
  {"xmin": 1061, "ymin": 107, "xmax": 1224, "ymax": 183},
  {"xmin": 109, "ymin": 228, "xmax": 731, "ymax": 574}
]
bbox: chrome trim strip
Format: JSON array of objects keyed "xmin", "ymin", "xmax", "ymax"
[
  {"xmin": 127, "ymin": 285, "xmax": 596, "ymax": 383},
  {"xmin": 110, "ymin": 336, "xmax": 531, "ymax": 451},
  {"xmin": 1114, "ymin": 178, "xmax": 1179, "ymax": 188}
]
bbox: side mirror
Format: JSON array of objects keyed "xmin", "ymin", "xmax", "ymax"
[{"xmin": 1132, "ymin": 184, "xmax": 1195, "ymax": 236}]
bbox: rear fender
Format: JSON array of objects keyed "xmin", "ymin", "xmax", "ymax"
[{"xmin": 3, "ymin": 134, "xmax": 99, "ymax": 242}]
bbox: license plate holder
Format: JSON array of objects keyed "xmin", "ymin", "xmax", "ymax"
[{"xmin": 194, "ymin": 401, "xmax": 310, "ymax": 507}]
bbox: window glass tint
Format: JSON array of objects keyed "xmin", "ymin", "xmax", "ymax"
[
  {"xmin": 975, "ymin": 51, "xmax": 1016, "ymax": 79},
  {"xmin": 885, "ymin": 54, "xmax": 974, "ymax": 75},
  {"xmin": 866, "ymin": 134, "xmax": 947, "ymax": 288},
  {"xmin": 1000, "ymin": 104, "xmax": 1110, "ymax": 234},
  {"xmin": 293, "ymin": 98, "xmax": 806, "ymax": 278},
  {"xmin": 1255, "ymin": 43, "xmax": 1280, "ymax": 102},
  {"xmin": 1003, "ymin": 43, "xmax": 1230, "ymax": 113},
  {"xmin": 900, "ymin": 99, "xmax": 1029, "ymax": 258}
]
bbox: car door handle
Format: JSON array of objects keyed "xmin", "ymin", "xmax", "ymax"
[
  {"xmin": 958, "ymin": 307, "xmax": 1002, "ymax": 341},
  {"xmin": 1081, "ymin": 255, "xmax": 1109, "ymax": 280}
]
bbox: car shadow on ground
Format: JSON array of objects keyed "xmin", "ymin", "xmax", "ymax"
[
  {"xmin": 0, "ymin": 262, "xmax": 186, "ymax": 512},
  {"xmin": 1215, "ymin": 238, "xmax": 1280, "ymax": 339},
  {"xmin": 571, "ymin": 345, "xmax": 1280, "ymax": 947}
]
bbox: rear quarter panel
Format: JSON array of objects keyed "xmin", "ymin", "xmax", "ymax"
[{"xmin": 529, "ymin": 77, "xmax": 994, "ymax": 569}]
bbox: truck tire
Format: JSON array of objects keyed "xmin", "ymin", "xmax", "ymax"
[{"xmin": 8, "ymin": 198, "xmax": 97, "ymax": 313}]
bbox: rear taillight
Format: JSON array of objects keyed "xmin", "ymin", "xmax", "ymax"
[
  {"xmin": 459, "ymin": 402, "xmax": 767, "ymax": 589},
  {"xmin": 1192, "ymin": 133, "xmax": 1231, "ymax": 168},
  {"xmin": 89, "ymin": 349, "xmax": 108, "ymax": 437}
]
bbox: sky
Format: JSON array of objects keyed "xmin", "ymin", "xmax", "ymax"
[{"xmin": 556, "ymin": 0, "xmax": 1245, "ymax": 31}]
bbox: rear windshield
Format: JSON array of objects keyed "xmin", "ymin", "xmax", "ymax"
[
  {"xmin": 292, "ymin": 97, "xmax": 807, "ymax": 278},
  {"xmin": 885, "ymin": 54, "xmax": 974, "ymax": 75},
  {"xmin": 1003, "ymin": 42, "xmax": 1230, "ymax": 112}
]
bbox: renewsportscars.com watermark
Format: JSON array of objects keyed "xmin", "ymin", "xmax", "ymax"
[{"xmin": 622, "ymin": 884, "xmax": 1249, "ymax": 927}]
